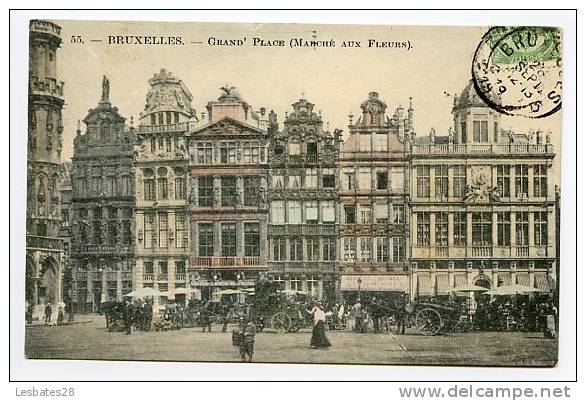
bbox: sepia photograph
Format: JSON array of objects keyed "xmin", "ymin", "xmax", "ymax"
[{"xmin": 16, "ymin": 14, "xmax": 570, "ymax": 374}]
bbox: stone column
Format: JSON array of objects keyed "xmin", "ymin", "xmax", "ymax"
[
  {"xmin": 510, "ymin": 212, "xmax": 516, "ymax": 248},
  {"xmin": 317, "ymin": 278, "xmax": 324, "ymax": 300},
  {"xmin": 528, "ymin": 165, "xmax": 534, "ymax": 199},
  {"xmin": 528, "ymin": 211, "xmax": 535, "ymax": 247},
  {"xmin": 448, "ymin": 166, "xmax": 454, "ymax": 199},
  {"xmin": 86, "ymin": 265, "xmax": 93, "ymax": 306},
  {"xmin": 448, "ymin": 212, "xmax": 455, "ymax": 247},
  {"xmin": 116, "ymin": 260, "xmax": 123, "ymax": 301},
  {"xmin": 429, "ymin": 167, "xmax": 436, "ymax": 199},
  {"xmin": 430, "ymin": 212, "xmax": 436, "ymax": 247},
  {"xmin": 466, "ymin": 213, "xmax": 473, "ymax": 248},
  {"xmin": 492, "ymin": 212, "xmax": 498, "ymax": 247},
  {"xmin": 101, "ymin": 267, "xmax": 107, "ymax": 303},
  {"xmin": 510, "ymin": 166, "xmax": 516, "ymax": 198}
]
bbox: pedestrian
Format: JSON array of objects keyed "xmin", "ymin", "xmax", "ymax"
[
  {"xmin": 44, "ymin": 303, "xmax": 52, "ymax": 323},
  {"xmin": 124, "ymin": 299, "xmax": 137, "ymax": 335},
  {"xmin": 221, "ymin": 302, "xmax": 229, "ymax": 333},
  {"xmin": 353, "ymin": 299, "xmax": 364, "ymax": 333},
  {"xmin": 25, "ymin": 303, "xmax": 33, "ymax": 325},
  {"xmin": 200, "ymin": 302, "xmax": 212, "ymax": 332},
  {"xmin": 239, "ymin": 317, "xmax": 257, "ymax": 362},
  {"xmin": 143, "ymin": 299, "xmax": 153, "ymax": 331},
  {"xmin": 57, "ymin": 306, "xmax": 65, "ymax": 324},
  {"xmin": 65, "ymin": 303, "xmax": 75, "ymax": 322},
  {"xmin": 307, "ymin": 301, "xmax": 331, "ymax": 349}
]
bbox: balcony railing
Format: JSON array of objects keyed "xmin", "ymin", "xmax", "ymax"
[
  {"xmin": 516, "ymin": 246, "xmax": 530, "ymax": 257},
  {"xmin": 138, "ymin": 122, "xmax": 188, "ymax": 133},
  {"xmin": 471, "ymin": 246, "xmax": 493, "ymax": 257},
  {"xmin": 268, "ymin": 225, "xmax": 337, "ymax": 236},
  {"xmin": 435, "ymin": 246, "xmax": 449, "ymax": 257},
  {"xmin": 269, "ymin": 261, "xmax": 336, "ymax": 272},
  {"xmin": 411, "ymin": 143, "xmax": 553, "ymax": 156},
  {"xmin": 71, "ymin": 244, "xmax": 133, "ymax": 254},
  {"xmin": 158, "ymin": 274, "xmax": 168, "ymax": 281},
  {"xmin": 26, "ymin": 235, "xmax": 63, "ymax": 250},
  {"xmin": 143, "ymin": 273, "xmax": 154, "ymax": 282},
  {"xmin": 270, "ymin": 154, "xmax": 336, "ymax": 165},
  {"xmin": 174, "ymin": 273, "xmax": 186, "ymax": 281},
  {"xmin": 190, "ymin": 256, "xmax": 267, "ymax": 269}
]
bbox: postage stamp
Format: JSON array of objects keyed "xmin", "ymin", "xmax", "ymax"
[{"xmin": 471, "ymin": 26, "xmax": 562, "ymax": 118}]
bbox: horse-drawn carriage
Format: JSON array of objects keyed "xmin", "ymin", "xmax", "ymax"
[
  {"xmin": 248, "ymin": 281, "xmax": 309, "ymax": 333},
  {"xmin": 385, "ymin": 299, "xmax": 462, "ymax": 336}
]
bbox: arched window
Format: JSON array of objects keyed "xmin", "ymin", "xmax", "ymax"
[
  {"xmin": 157, "ymin": 167, "xmax": 168, "ymax": 199},
  {"xmin": 143, "ymin": 168, "xmax": 155, "ymax": 200}
]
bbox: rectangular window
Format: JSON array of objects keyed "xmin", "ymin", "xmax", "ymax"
[
  {"xmin": 197, "ymin": 142, "xmax": 213, "ymax": 164},
  {"xmin": 244, "ymin": 176, "xmax": 260, "ymax": 206},
  {"xmin": 374, "ymin": 203, "xmax": 388, "ymax": 223},
  {"xmin": 307, "ymin": 237, "xmax": 320, "ymax": 261},
  {"xmin": 515, "ymin": 212, "xmax": 529, "ymax": 246},
  {"xmin": 359, "ymin": 204, "xmax": 372, "ymax": 224},
  {"xmin": 321, "ymin": 201, "xmax": 336, "ymax": 223},
  {"xmin": 344, "ymin": 204, "xmax": 356, "ymax": 224},
  {"xmin": 158, "ymin": 212, "xmax": 168, "ymax": 248},
  {"xmin": 144, "ymin": 261, "xmax": 154, "ymax": 275},
  {"xmin": 453, "ymin": 165, "xmax": 466, "ymax": 198},
  {"xmin": 359, "ymin": 134, "xmax": 371, "ymax": 152},
  {"xmin": 144, "ymin": 178, "xmax": 155, "ymax": 200},
  {"xmin": 534, "ymin": 164, "xmax": 548, "ymax": 197},
  {"xmin": 472, "ymin": 212, "xmax": 492, "ymax": 246},
  {"xmin": 307, "ymin": 275, "xmax": 319, "ymax": 297},
  {"xmin": 288, "ymin": 201, "xmax": 302, "ymax": 224},
  {"xmin": 272, "ymin": 175, "xmax": 284, "ymax": 189},
  {"xmin": 198, "ymin": 176, "xmax": 214, "ymax": 207},
  {"xmin": 359, "ymin": 237, "xmax": 372, "ymax": 262},
  {"xmin": 221, "ymin": 223, "xmax": 236, "ymax": 256},
  {"xmin": 220, "ymin": 143, "xmax": 236, "ymax": 164},
  {"xmin": 157, "ymin": 178, "xmax": 168, "ymax": 199},
  {"xmin": 343, "ymin": 237, "xmax": 356, "ymax": 262},
  {"xmin": 435, "ymin": 212, "xmax": 448, "ymax": 246},
  {"xmin": 166, "ymin": 137, "xmax": 172, "ymax": 152},
  {"xmin": 121, "ymin": 175, "xmax": 130, "ymax": 196},
  {"xmin": 290, "ymin": 275, "xmax": 302, "ymax": 291},
  {"xmin": 376, "ymin": 237, "xmax": 389, "ymax": 262},
  {"xmin": 392, "ymin": 237, "xmax": 406, "ymax": 262},
  {"xmin": 374, "ymin": 134, "xmax": 387, "ymax": 151},
  {"xmin": 244, "ymin": 223, "xmax": 260, "ymax": 257},
  {"xmin": 392, "ymin": 205, "xmax": 405, "ymax": 224},
  {"xmin": 376, "ymin": 170, "xmax": 388, "ymax": 190},
  {"xmin": 358, "ymin": 169, "xmax": 371, "ymax": 190},
  {"xmin": 497, "ymin": 165, "xmax": 511, "ymax": 197},
  {"xmin": 271, "ymin": 201, "xmax": 285, "ymax": 224},
  {"xmin": 123, "ymin": 220, "xmax": 131, "ymax": 245},
  {"xmin": 344, "ymin": 172, "xmax": 355, "ymax": 190},
  {"xmin": 497, "ymin": 212, "xmax": 510, "ymax": 246},
  {"xmin": 175, "ymin": 260, "xmax": 186, "ymax": 275},
  {"xmin": 323, "ymin": 237, "xmax": 336, "ymax": 261},
  {"xmin": 175, "ymin": 177, "xmax": 186, "ymax": 199},
  {"xmin": 158, "ymin": 261, "xmax": 168, "ymax": 280},
  {"xmin": 175, "ymin": 212, "xmax": 187, "ymax": 248},
  {"xmin": 515, "ymin": 165, "xmax": 529, "ymax": 198},
  {"xmin": 305, "ymin": 169, "xmax": 318, "ymax": 189},
  {"xmin": 534, "ymin": 211, "xmax": 548, "ymax": 246},
  {"xmin": 273, "ymin": 237, "xmax": 286, "ymax": 261},
  {"xmin": 453, "ymin": 211, "xmax": 467, "ymax": 246},
  {"xmin": 198, "ymin": 223, "xmax": 214, "ymax": 256},
  {"xmin": 390, "ymin": 169, "xmax": 404, "ymax": 192},
  {"xmin": 305, "ymin": 201, "xmax": 318, "ymax": 224},
  {"xmin": 473, "ymin": 114, "xmax": 489, "ymax": 142},
  {"xmin": 221, "ymin": 176, "xmax": 237, "ymax": 206},
  {"xmin": 144, "ymin": 213, "xmax": 155, "ymax": 248},
  {"xmin": 416, "ymin": 166, "xmax": 430, "ymax": 198},
  {"xmin": 288, "ymin": 175, "xmax": 301, "ymax": 189},
  {"xmin": 290, "ymin": 237, "xmax": 303, "ymax": 261},
  {"xmin": 435, "ymin": 166, "xmax": 449, "ymax": 198},
  {"xmin": 417, "ymin": 212, "xmax": 430, "ymax": 246},
  {"xmin": 322, "ymin": 174, "xmax": 335, "ymax": 188}
]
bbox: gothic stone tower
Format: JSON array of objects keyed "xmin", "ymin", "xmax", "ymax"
[{"xmin": 26, "ymin": 20, "xmax": 66, "ymax": 315}]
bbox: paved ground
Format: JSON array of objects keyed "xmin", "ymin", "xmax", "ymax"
[{"xmin": 24, "ymin": 314, "xmax": 558, "ymax": 367}]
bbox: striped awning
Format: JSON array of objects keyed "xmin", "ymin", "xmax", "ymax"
[
  {"xmin": 436, "ymin": 274, "xmax": 450, "ymax": 295},
  {"xmin": 417, "ymin": 275, "xmax": 432, "ymax": 296},
  {"xmin": 534, "ymin": 275, "xmax": 551, "ymax": 292},
  {"xmin": 498, "ymin": 273, "xmax": 512, "ymax": 286},
  {"xmin": 516, "ymin": 274, "xmax": 530, "ymax": 287}
]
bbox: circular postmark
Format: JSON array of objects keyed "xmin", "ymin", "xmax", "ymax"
[{"xmin": 472, "ymin": 26, "xmax": 562, "ymax": 118}]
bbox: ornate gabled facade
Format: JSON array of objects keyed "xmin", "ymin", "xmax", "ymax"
[
  {"xmin": 26, "ymin": 20, "xmax": 66, "ymax": 316},
  {"xmin": 134, "ymin": 69, "xmax": 193, "ymax": 309},
  {"xmin": 267, "ymin": 98, "xmax": 342, "ymax": 302},
  {"xmin": 338, "ymin": 92, "xmax": 412, "ymax": 300},
  {"xmin": 70, "ymin": 76, "xmax": 136, "ymax": 312},
  {"xmin": 186, "ymin": 87, "xmax": 270, "ymax": 300},
  {"xmin": 409, "ymin": 80, "xmax": 557, "ymax": 301}
]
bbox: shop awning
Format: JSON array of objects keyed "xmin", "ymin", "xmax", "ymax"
[
  {"xmin": 436, "ymin": 274, "xmax": 450, "ymax": 295},
  {"xmin": 340, "ymin": 275, "xmax": 409, "ymax": 292},
  {"xmin": 417, "ymin": 275, "xmax": 433, "ymax": 296},
  {"xmin": 534, "ymin": 275, "xmax": 551, "ymax": 292},
  {"xmin": 516, "ymin": 274, "xmax": 530, "ymax": 287}
]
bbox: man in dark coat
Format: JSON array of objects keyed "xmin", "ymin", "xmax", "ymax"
[
  {"xmin": 143, "ymin": 299, "xmax": 153, "ymax": 331},
  {"xmin": 124, "ymin": 300, "xmax": 137, "ymax": 335},
  {"xmin": 44, "ymin": 303, "xmax": 52, "ymax": 323}
]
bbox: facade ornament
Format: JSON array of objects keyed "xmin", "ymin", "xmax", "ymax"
[{"xmin": 101, "ymin": 75, "xmax": 110, "ymax": 102}]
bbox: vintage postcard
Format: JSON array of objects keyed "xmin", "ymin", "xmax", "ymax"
[{"xmin": 24, "ymin": 19, "xmax": 562, "ymax": 367}]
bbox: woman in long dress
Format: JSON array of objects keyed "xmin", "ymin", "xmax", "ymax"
[{"xmin": 307, "ymin": 302, "xmax": 331, "ymax": 349}]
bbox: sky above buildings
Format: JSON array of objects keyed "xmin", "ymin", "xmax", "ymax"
[{"xmin": 54, "ymin": 20, "xmax": 562, "ymax": 178}]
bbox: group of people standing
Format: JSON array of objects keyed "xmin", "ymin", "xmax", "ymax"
[
  {"xmin": 25, "ymin": 302, "xmax": 74, "ymax": 325},
  {"xmin": 122, "ymin": 298, "xmax": 153, "ymax": 334}
]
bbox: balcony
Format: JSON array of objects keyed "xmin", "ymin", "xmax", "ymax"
[
  {"xmin": 138, "ymin": 122, "xmax": 188, "ymax": 134},
  {"xmin": 268, "ymin": 225, "xmax": 338, "ymax": 236},
  {"xmin": 158, "ymin": 273, "xmax": 168, "ymax": 281},
  {"xmin": 471, "ymin": 246, "xmax": 492, "ymax": 257},
  {"xmin": 516, "ymin": 246, "xmax": 530, "ymax": 257},
  {"xmin": 143, "ymin": 273, "xmax": 154, "ymax": 282},
  {"xmin": 26, "ymin": 235, "xmax": 63, "ymax": 251},
  {"xmin": 411, "ymin": 143, "xmax": 554, "ymax": 157},
  {"xmin": 29, "ymin": 76, "xmax": 65, "ymax": 100},
  {"xmin": 270, "ymin": 154, "xmax": 336, "ymax": 165},
  {"xmin": 121, "ymin": 271, "xmax": 133, "ymax": 281},
  {"xmin": 269, "ymin": 261, "xmax": 336, "ymax": 272},
  {"xmin": 72, "ymin": 243, "xmax": 133, "ymax": 255},
  {"xmin": 190, "ymin": 256, "xmax": 267, "ymax": 269},
  {"xmin": 174, "ymin": 273, "xmax": 186, "ymax": 281}
]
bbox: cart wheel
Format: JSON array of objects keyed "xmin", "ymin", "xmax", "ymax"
[
  {"xmin": 415, "ymin": 308, "xmax": 442, "ymax": 336},
  {"xmin": 271, "ymin": 312, "xmax": 291, "ymax": 333}
]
